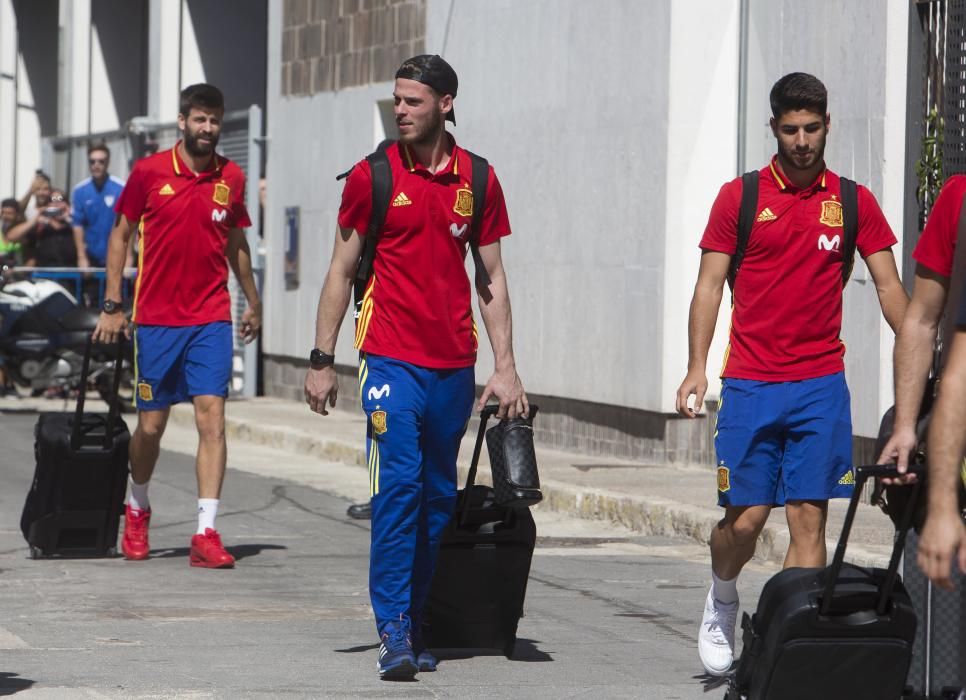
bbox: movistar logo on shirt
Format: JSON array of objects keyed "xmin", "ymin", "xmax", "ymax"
[{"xmin": 391, "ymin": 192, "xmax": 412, "ymax": 207}]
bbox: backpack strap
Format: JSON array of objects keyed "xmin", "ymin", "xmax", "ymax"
[
  {"xmin": 352, "ymin": 148, "xmax": 392, "ymax": 311},
  {"xmin": 839, "ymin": 177, "xmax": 859, "ymax": 285},
  {"xmin": 467, "ymin": 150, "xmax": 492, "ymax": 289},
  {"xmin": 728, "ymin": 171, "xmax": 760, "ymax": 291}
]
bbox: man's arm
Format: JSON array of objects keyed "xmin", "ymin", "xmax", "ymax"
[
  {"xmin": 72, "ymin": 225, "xmax": 90, "ymax": 268},
  {"xmin": 878, "ymin": 264, "xmax": 948, "ymax": 469},
  {"xmin": 675, "ymin": 250, "xmax": 730, "ymax": 417},
  {"xmin": 864, "ymin": 249, "xmax": 908, "ymax": 333},
  {"xmin": 304, "ymin": 226, "xmax": 363, "ymax": 415},
  {"xmin": 919, "ymin": 327, "xmax": 966, "ymax": 590},
  {"xmin": 91, "ymin": 214, "xmax": 135, "ymax": 344},
  {"xmin": 226, "ymin": 227, "xmax": 261, "ymax": 343},
  {"xmin": 475, "ymin": 240, "xmax": 527, "ymax": 419},
  {"xmin": 5, "ymin": 217, "xmax": 36, "ymax": 242}
]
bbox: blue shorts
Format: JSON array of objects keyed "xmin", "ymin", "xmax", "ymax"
[
  {"xmin": 133, "ymin": 322, "xmax": 232, "ymax": 410},
  {"xmin": 714, "ymin": 372, "xmax": 854, "ymax": 507}
]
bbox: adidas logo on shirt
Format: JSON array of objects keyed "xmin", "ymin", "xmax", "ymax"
[
  {"xmin": 159, "ymin": 183, "xmax": 175, "ymax": 196},
  {"xmin": 756, "ymin": 207, "xmax": 776, "ymax": 222},
  {"xmin": 391, "ymin": 192, "xmax": 412, "ymax": 207}
]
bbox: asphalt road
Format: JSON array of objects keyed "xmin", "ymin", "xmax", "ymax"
[{"xmin": 0, "ymin": 408, "xmax": 772, "ymax": 699}]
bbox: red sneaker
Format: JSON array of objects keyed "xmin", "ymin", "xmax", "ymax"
[
  {"xmin": 189, "ymin": 528, "xmax": 235, "ymax": 569},
  {"xmin": 121, "ymin": 506, "xmax": 151, "ymax": 560}
]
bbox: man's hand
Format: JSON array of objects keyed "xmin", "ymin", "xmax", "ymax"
[
  {"xmin": 478, "ymin": 366, "xmax": 528, "ymax": 419},
  {"xmin": 917, "ymin": 509, "xmax": 966, "ymax": 591},
  {"xmin": 92, "ymin": 311, "xmax": 129, "ymax": 345},
  {"xmin": 676, "ymin": 369, "xmax": 708, "ymax": 417},
  {"xmin": 305, "ymin": 366, "xmax": 338, "ymax": 416},
  {"xmin": 240, "ymin": 302, "xmax": 262, "ymax": 344},
  {"xmin": 876, "ymin": 425, "xmax": 919, "ymax": 485}
]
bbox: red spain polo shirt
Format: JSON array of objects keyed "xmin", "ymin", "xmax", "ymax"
[
  {"xmin": 115, "ymin": 143, "xmax": 250, "ymax": 326},
  {"xmin": 913, "ymin": 173, "xmax": 964, "ymax": 277},
  {"xmin": 701, "ymin": 156, "xmax": 897, "ymax": 381},
  {"xmin": 338, "ymin": 138, "xmax": 512, "ymax": 369}
]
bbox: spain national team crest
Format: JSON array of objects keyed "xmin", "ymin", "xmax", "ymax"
[
  {"xmin": 453, "ymin": 187, "xmax": 473, "ymax": 217},
  {"xmin": 717, "ymin": 464, "xmax": 731, "ymax": 492},
  {"xmin": 371, "ymin": 410, "xmax": 387, "ymax": 435},
  {"xmin": 213, "ymin": 182, "xmax": 230, "ymax": 207},
  {"xmin": 819, "ymin": 198, "xmax": 843, "ymax": 228},
  {"xmin": 137, "ymin": 382, "xmax": 153, "ymax": 402}
]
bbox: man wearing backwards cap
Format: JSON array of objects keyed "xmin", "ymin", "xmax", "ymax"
[{"xmin": 304, "ymin": 55, "xmax": 528, "ymax": 680}]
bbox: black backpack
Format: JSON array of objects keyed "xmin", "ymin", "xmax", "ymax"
[
  {"xmin": 728, "ymin": 170, "xmax": 859, "ymax": 291},
  {"xmin": 338, "ymin": 143, "xmax": 492, "ymax": 317}
]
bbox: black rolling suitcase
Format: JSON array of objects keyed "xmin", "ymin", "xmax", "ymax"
[
  {"xmin": 20, "ymin": 340, "xmax": 129, "ymax": 558},
  {"xmin": 728, "ymin": 464, "xmax": 922, "ymax": 700},
  {"xmin": 422, "ymin": 405, "xmax": 537, "ymax": 658}
]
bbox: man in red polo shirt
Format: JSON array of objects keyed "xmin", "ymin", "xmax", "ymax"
[
  {"xmin": 676, "ymin": 72, "xmax": 907, "ymax": 676},
  {"xmin": 93, "ymin": 83, "xmax": 261, "ymax": 569},
  {"xmin": 304, "ymin": 55, "xmax": 527, "ymax": 680},
  {"xmin": 878, "ymin": 173, "xmax": 966, "ymax": 589}
]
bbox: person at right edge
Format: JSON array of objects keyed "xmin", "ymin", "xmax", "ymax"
[
  {"xmin": 878, "ymin": 172, "xmax": 966, "ymax": 590},
  {"xmin": 303, "ymin": 55, "xmax": 528, "ymax": 681},
  {"xmin": 676, "ymin": 72, "xmax": 908, "ymax": 676}
]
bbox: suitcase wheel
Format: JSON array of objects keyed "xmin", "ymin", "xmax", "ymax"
[
  {"xmin": 28, "ymin": 545, "xmax": 42, "ymax": 560},
  {"xmin": 503, "ymin": 640, "xmax": 515, "ymax": 659}
]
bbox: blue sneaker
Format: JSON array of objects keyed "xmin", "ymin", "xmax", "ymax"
[
  {"xmin": 377, "ymin": 616, "xmax": 417, "ymax": 680},
  {"xmin": 415, "ymin": 648, "xmax": 437, "ymax": 672}
]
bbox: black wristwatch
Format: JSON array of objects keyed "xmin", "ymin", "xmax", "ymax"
[
  {"xmin": 309, "ymin": 349, "xmax": 335, "ymax": 368},
  {"xmin": 102, "ymin": 299, "xmax": 122, "ymax": 314}
]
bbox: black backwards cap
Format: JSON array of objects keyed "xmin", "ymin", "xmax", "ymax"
[{"xmin": 395, "ymin": 54, "xmax": 458, "ymax": 124}]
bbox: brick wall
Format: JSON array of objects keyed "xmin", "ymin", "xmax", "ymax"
[{"xmin": 281, "ymin": 0, "xmax": 425, "ymax": 96}]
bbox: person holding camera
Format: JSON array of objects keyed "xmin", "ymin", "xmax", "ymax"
[
  {"xmin": 6, "ymin": 188, "xmax": 79, "ymax": 269},
  {"xmin": 303, "ymin": 55, "xmax": 527, "ymax": 680}
]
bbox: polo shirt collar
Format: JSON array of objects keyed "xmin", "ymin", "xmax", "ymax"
[
  {"xmin": 400, "ymin": 134, "xmax": 461, "ymax": 177},
  {"xmin": 171, "ymin": 141, "xmax": 223, "ymax": 179},
  {"xmin": 768, "ymin": 154, "xmax": 827, "ymax": 193}
]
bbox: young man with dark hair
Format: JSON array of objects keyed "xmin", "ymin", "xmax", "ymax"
[
  {"xmin": 304, "ymin": 55, "xmax": 527, "ymax": 680},
  {"xmin": 72, "ymin": 143, "xmax": 127, "ymax": 269},
  {"xmin": 93, "ymin": 83, "xmax": 261, "ymax": 569},
  {"xmin": 676, "ymin": 72, "xmax": 908, "ymax": 676}
]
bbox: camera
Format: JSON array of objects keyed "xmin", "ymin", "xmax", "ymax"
[{"xmin": 41, "ymin": 206, "xmax": 62, "ymax": 218}]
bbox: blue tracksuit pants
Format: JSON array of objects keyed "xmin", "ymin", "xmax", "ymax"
[{"xmin": 359, "ymin": 354, "xmax": 475, "ymax": 637}]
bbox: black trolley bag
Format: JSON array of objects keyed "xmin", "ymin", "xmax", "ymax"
[
  {"xmin": 20, "ymin": 338, "xmax": 130, "ymax": 558},
  {"xmin": 422, "ymin": 404, "xmax": 537, "ymax": 658},
  {"xmin": 728, "ymin": 464, "xmax": 922, "ymax": 700}
]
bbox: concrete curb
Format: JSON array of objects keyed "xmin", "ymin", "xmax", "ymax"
[{"xmin": 166, "ymin": 405, "xmax": 891, "ymax": 569}]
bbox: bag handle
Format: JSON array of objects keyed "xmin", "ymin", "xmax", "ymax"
[
  {"xmin": 458, "ymin": 404, "xmax": 500, "ymax": 526},
  {"xmin": 820, "ymin": 464, "xmax": 923, "ymax": 616},
  {"xmin": 70, "ymin": 337, "xmax": 126, "ymax": 452}
]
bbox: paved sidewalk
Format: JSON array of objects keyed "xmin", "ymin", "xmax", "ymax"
[{"xmin": 161, "ymin": 395, "xmax": 898, "ymax": 569}]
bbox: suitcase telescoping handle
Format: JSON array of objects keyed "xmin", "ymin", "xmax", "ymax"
[
  {"xmin": 70, "ymin": 337, "xmax": 126, "ymax": 452},
  {"xmin": 458, "ymin": 404, "xmax": 500, "ymax": 526},
  {"xmin": 820, "ymin": 464, "xmax": 924, "ymax": 617}
]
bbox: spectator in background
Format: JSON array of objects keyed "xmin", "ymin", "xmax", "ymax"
[
  {"xmin": 72, "ymin": 143, "xmax": 127, "ymax": 269},
  {"xmin": 7, "ymin": 189, "xmax": 78, "ymax": 269},
  {"xmin": 1, "ymin": 198, "xmax": 25, "ymax": 265},
  {"xmin": 18, "ymin": 171, "xmax": 51, "ymax": 220}
]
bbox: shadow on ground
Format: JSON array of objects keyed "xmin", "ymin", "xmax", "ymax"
[
  {"xmin": 150, "ymin": 543, "xmax": 287, "ymax": 561},
  {"xmin": 0, "ymin": 673, "xmax": 35, "ymax": 695}
]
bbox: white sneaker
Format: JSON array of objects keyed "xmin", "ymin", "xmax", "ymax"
[{"xmin": 698, "ymin": 585, "xmax": 738, "ymax": 676}]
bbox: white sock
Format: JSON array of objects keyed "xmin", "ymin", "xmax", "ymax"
[
  {"xmin": 128, "ymin": 477, "xmax": 150, "ymax": 512},
  {"xmin": 197, "ymin": 498, "xmax": 219, "ymax": 535},
  {"xmin": 712, "ymin": 570, "xmax": 739, "ymax": 605}
]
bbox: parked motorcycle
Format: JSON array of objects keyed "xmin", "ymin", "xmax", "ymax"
[{"xmin": 0, "ymin": 266, "xmax": 134, "ymax": 411}]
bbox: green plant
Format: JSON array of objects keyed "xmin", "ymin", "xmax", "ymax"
[{"xmin": 915, "ymin": 107, "xmax": 944, "ymax": 227}]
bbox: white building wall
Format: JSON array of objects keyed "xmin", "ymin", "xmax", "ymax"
[{"xmin": 261, "ymin": 0, "xmax": 908, "ymax": 440}]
